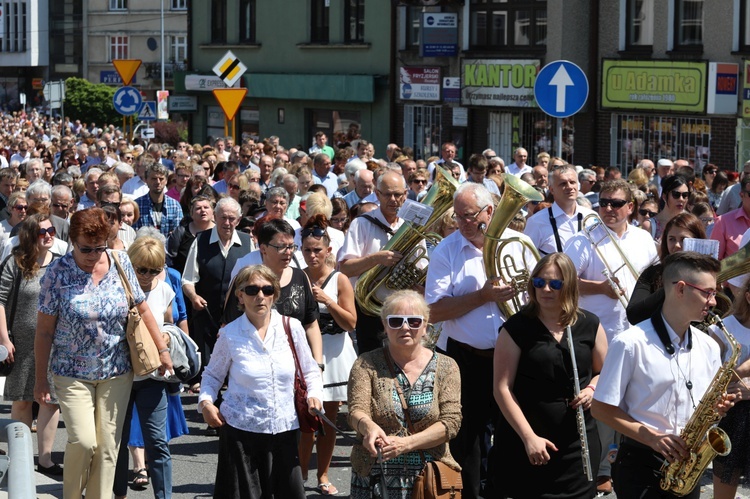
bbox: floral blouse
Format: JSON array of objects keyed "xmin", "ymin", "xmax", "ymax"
[{"xmin": 38, "ymin": 250, "xmax": 145, "ymax": 380}]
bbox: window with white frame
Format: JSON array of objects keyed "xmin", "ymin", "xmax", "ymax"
[
  {"xmin": 109, "ymin": 0, "xmax": 127, "ymax": 11},
  {"xmin": 171, "ymin": 0, "xmax": 187, "ymax": 10},
  {"xmin": 1, "ymin": 0, "xmax": 28, "ymax": 52},
  {"xmin": 675, "ymin": 0, "xmax": 703, "ymax": 47},
  {"xmin": 170, "ymin": 35, "xmax": 187, "ymax": 62},
  {"xmin": 469, "ymin": 0, "xmax": 546, "ymax": 50},
  {"xmin": 626, "ymin": 0, "xmax": 654, "ymax": 48},
  {"xmin": 110, "ymin": 35, "xmax": 129, "ymax": 61}
]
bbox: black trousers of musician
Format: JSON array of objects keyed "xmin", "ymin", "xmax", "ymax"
[
  {"xmin": 446, "ymin": 338, "xmax": 499, "ymax": 499},
  {"xmin": 355, "ymin": 301, "xmax": 385, "ymax": 355},
  {"xmin": 612, "ymin": 439, "xmax": 700, "ymax": 499}
]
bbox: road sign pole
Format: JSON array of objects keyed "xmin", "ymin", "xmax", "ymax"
[{"xmin": 557, "ymin": 118, "xmax": 563, "ymax": 159}]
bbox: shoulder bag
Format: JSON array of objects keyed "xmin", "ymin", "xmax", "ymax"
[
  {"xmin": 0, "ymin": 255, "xmax": 19, "ymax": 376},
  {"xmin": 281, "ymin": 314, "xmax": 322, "ymax": 433},
  {"xmin": 383, "ymin": 348, "xmax": 463, "ymax": 499},
  {"xmin": 112, "ymin": 251, "xmax": 161, "ymax": 376}
]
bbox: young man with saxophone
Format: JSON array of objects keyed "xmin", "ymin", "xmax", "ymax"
[{"xmin": 592, "ymin": 252, "xmax": 736, "ymax": 499}]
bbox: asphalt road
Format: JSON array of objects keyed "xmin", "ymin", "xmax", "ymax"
[{"xmin": 1, "ymin": 391, "xmax": 749, "ymax": 498}]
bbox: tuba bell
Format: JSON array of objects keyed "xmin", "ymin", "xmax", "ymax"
[
  {"xmin": 354, "ymin": 167, "xmax": 459, "ymax": 317},
  {"xmin": 483, "ymin": 174, "xmax": 543, "ymax": 319}
]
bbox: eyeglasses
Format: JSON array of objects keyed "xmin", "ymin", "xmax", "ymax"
[
  {"xmin": 704, "ymin": 169, "xmax": 717, "ymax": 174},
  {"xmin": 639, "ymin": 208, "xmax": 658, "ymax": 217},
  {"xmin": 38, "ymin": 227, "xmax": 56, "ymax": 237},
  {"xmin": 452, "ymin": 205, "xmax": 488, "ymax": 223},
  {"xmin": 76, "ymin": 244, "xmax": 107, "ymax": 254},
  {"xmin": 386, "ymin": 315, "xmax": 424, "ymax": 329},
  {"xmin": 136, "ymin": 267, "xmax": 162, "ymax": 276},
  {"xmin": 266, "ymin": 243, "xmax": 298, "ymax": 253},
  {"xmin": 377, "ymin": 190, "xmax": 406, "ymax": 199},
  {"xmin": 673, "ymin": 281, "xmax": 717, "ymax": 300},
  {"xmin": 301, "ymin": 226, "xmax": 326, "ymax": 238},
  {"xmin": 241, "ymin": 284, "xmax": 275, "ymax": 297},
  {"xmin": 599, "ymin": 198, "xmax": 629, "ymax": 209},
  {"xmin": 228, "ymin": 183, "xmax": 241, "ymax": 190},
  {"xmin": 330, "ymin": 216, "xmax": 348, "ymax": 224},
  {"xmin": 123, "ymin": 156, "xmax": 134, "ymax": 161},
  {"xmin": 12, "ymin": 205, "xmax": 27, "ymax": 211},
  {"xmin": 51, "ymin": 203, "xmax": 69, "ymax": 209},
  {"xmin": 531, "ymin": 277, "xmax": 564, "ymax": 290},
  {"xmin": 411, "ymin": 179, "xmax": 427, "ymax": 184},
  {"xmin": 669, "ymin": 190, "xmax": 690, "ymax": 200}
]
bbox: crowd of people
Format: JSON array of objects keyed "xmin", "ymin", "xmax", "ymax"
[{"xmin": 1, "ymin": 106, "xmax": 750, "ymax": 499}]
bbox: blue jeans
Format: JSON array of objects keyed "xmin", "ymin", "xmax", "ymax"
[{"xmin": 114, "ymin": 379, "xmax": 172, "ymax": 499}]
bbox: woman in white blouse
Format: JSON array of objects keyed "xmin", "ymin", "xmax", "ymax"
[{"xmin": 198, "ymin": 264, "xmax": 323, "ymax": 499}]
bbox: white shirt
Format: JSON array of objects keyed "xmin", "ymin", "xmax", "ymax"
[
  {"xmin": 425, "ymin": 228, "xmax": 533, "ymax": 350},
  {"xmin": 524, "ymin": 202, "xmax": 595, "ymax": 255},
  {"xmin": 198, "ymin": 311, "xmax": 324, "ymax": 434},
  {"xmin": 505, "ymin": 162, "xmax": 532, "ymax": 177},
  {"xmin": 428, "ymin": 159, "xmax": 466, "ymax": 182},
  {"xmin": 565, "ymin": 222, "xmax": 658, "ymax": 340},
  {"xmin": 136, "ymin": 281, "xmax": 175, "ymax": 382},
  {"xmin": 594, "ymin": 315, "xmax": 722, "ymax": 435},
  {"xmin": 710, "ymin": 315, "xmax": 750, "ymax": 365},
  {"xmin": 122, "ymin": 176, "xmax": 149, "ymax": 199},
  {"xmin": 312, "ymin": 170, "xmax": 339, "ymax": 198},
  {"xmin": 231, "ymin": 248, "xmax": 303, "ymax": 281},
  {"xmin": 181, "ymin": 227, "xmax": 245, "ymax": 286}
]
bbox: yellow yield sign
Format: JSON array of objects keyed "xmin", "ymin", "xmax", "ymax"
[
  {"xmin": 212, "ymin": 51, "xmax": 247, "ymax": 88},
  {"xmin": 213, "ymin": 88, "xmax": 247, "ymax": 141},
  {"xmin": 112, "ymin": 59, "xmax": 142, "ymax": 86}
]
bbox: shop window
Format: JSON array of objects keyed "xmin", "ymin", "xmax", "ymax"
[
  {"xmin": 469, "ymin": 0, "xmax": 546, "ymax": 50},
  {"xmin": 239, "ymin": 0, "xmax": 256, "ymax": 43},
  {"xmin": 211, "ymin": 0, "xmax": 227, "ymax": 44},
  {"xmin": 110, "ymin": 35, "xmax": 129, "ymax": 61},
  {"xmin": 308, "ymin": 109, "xmax": 362, "ymax": 150},
  {"xmin": 626, "ymin": 0, "xmax": 654, "ymax": 49},
  {"xmin": 489, "ymin": 111, "xmax": 575, "ymax": 165},
  {"xmin": 311, "ymin": 0, "xmax": 329, "ymax": 43},
  {"xmin": 110, "ymin": 0, "xmax": 127, "ymax": 11},
  {"xmin": 740, "ymin": 0, "xmax": 750, "ymax": 51},
  {"xmin": 345, "ymin": 0, "xmax": 365, "ymax": 43},
  {"xmin": 404, "ymin": 105, "xmax": 442, "ymax": 160},
  {"xmin": 675, "ymin": 0, "xmax": 703, "ymax": 48}
]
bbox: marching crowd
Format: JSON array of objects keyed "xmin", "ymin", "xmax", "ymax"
[{"xmin": 1, "ymin": 107, "xmax": 750, "ymax": 499}]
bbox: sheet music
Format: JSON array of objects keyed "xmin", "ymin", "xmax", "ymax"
[
  {"xmin": 683, "ymin": 238, "xmax": 719, "ymax": 259},
  {"xmin": 398, "ymin": 199, "xmax": 434, "ymax": 226}
]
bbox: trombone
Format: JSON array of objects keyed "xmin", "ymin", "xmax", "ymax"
[{"xmin": 580, "ymin": 213, "xmax": 640, "ymax": 308}]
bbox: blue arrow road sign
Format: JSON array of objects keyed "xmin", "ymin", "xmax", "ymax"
[
  {"xmin": 534, "ymin": 61, "xmax": 589, "ymax": 118},
  {"xmin": 113, "ymin": 86, "xmax": 143, "ymax": 116},
  {"xmin": 138, "ymin": 101, "xmax": 157, "ymax": 121}
]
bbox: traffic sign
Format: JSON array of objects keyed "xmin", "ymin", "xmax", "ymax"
[
  {"xmin": 212, "ymin": 50, "xmax": 247, "ymax": 88},
  {"xmin": 112, "ymin": 59, "xmax": 142, "ymax": 86},
  {"xmin": 213, "ymin": 88, "xmax": 247, "ymax": 121},
  {"xmin": 141, "ymin": 127, "xmax": 155, "ymax": 139},
  {"xmin": 534, "ymin": 60, "xmax": 589, "ymax": 118},
  {"xmin": 113, "ymin": 86, "xmax": 143, "ymax": 116},
  {"xmin": 138, "ymin": 101, "xmax": 157, "ymax": 121}
]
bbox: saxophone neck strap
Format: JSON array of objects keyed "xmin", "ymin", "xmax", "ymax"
[
  {"xmin": 362, "ymin": 214, "xmax": 396, "ymax": 237},
  {"xmin": 650, "ymin": 307, "xmax": 692, "ymax": 355}
]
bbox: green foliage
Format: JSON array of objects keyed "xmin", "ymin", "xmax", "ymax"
[{"xmin": 64, "ymin": 78, "xmax": 120, "ymax": 125}]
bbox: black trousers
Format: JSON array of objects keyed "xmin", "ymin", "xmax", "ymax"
[
  {"xmin": 446, "ymin": 338, "xmax": 498, "ymax": 499},
  {"xmin": 355, "ymin": 301, "xmax": 384, "ymax": 355},
  {"xmin": 613, "ymin": 440, "xmax": 700, "ymax": 499}
]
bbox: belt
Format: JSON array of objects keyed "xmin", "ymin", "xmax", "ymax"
[{"xmin": 448, "ymin": 338, "xmax": 494, "ymax": 359}]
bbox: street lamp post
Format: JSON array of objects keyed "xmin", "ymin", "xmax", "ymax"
[{"xmin": 161, "ymin": 0, "xmax": 165, "ymax": 92}]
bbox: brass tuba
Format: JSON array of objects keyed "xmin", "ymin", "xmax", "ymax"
[
  {"xmin": 482, "ymin": 174, "xmax": 543, "ymax": 319},
  {"xmin": 354, "ymin": 167, "xmax": 459, "ymax": 317},
  {"xmin": 717, "ymin": 243, "xmax": 750, "ymax": 284}
]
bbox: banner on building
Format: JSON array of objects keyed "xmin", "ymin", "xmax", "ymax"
[
  {"xmin": 743, "ymin": 61, "xmax": 750, "ymax": 119},
  {"xmin": 420, "ymin": 13, "xmax": 458, "ymax": 57},
  {"xmin": 400, "ymin": 67, "xmax": 440, "ymax": 101},
  {"xmin": 461, "ymin": 59, "xmax": 540, "ymax": 108},
  {"xmin": 601, "ymin": 60, "xmax": 707, "ymax": 113},
  {"xmin": 707, "ymin": 63, "xmax": 738, "ymax": 115}
]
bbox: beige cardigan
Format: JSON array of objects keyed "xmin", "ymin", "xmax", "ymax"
[{"xmin": 347, "ymin": 348, "xmax": 462, "ymax": 476}]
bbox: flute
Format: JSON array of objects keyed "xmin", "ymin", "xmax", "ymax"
[{"xmin": 566, "ymin": 325, "xmax": 594, "ymax": 482}]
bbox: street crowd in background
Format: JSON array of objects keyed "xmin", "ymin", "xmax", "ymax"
[{"xmin": 1, "ymin": 105, "xmax": 750, "ymax": 499}]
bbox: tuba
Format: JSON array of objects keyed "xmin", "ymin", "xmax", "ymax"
[
  {"xmin": 660, "ymin": 311, "xmax": 741, "ymax": 496},
  {"xmin": 354, "ymin": 167, "xmax": 459, "ymax": 317},
  {"xmin": 482, "ymin": 174, "xmax": 543, "ymax": 319}
]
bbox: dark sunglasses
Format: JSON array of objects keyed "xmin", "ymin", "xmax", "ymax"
[
  {"xmin": 411, "ymin": 179, "xmax": 427, "ymax": 184},
  {"xmin": 704, "ymin": 169, "xmax": 717, "ymax": 174},
  {"xmin": 599, "ymin": 198, "xmax": 629, "ymax": 209},
  {"xmin": 12, "ymin": 205, "xmax": 27, "ymax": 211},
  {"xmin": 532, "ymin": 277, "xmax": 564, "ymax": 290},
  {"xmin": 669, "ymin": 190, "xmax": 690, "ymax": 200},
  {"xmin": 301, "ymin": 226, "xmax": 326, "ymax": 238},
  {"xmin": 228, "ymin": 183, "xmax": 241, "ymax": 190},
  {"xmin": 38, "ymin": 227, "xmax": 56, "ymax": 237},
  {"xmin": 76, "ymin": 244, "xmax": 107, "ymax": 254},
  {"xmin": 242, "ymin": 284, "xmax": 275, "ymax": 297},
  {"xmin": 136, "ymin": 267, "xmax": 162, "ymax": 276},
  {"xmin": 386, "ymin": 315, "xmax": 424, "ymax": 329},
  {"xmin": 639, "ymin": 208, "xmax": 658, "ymax": 217}
]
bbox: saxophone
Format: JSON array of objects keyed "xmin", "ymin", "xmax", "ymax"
[{"xmin": 660, "ymin": 311, "xmax": 742, "ymax": 496}]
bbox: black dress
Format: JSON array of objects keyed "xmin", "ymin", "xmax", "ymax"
[
  {"xmin": 489, "ymin": 311, "xmax": 601, "ymax": 499},
  {"xmin": 275, "ymin": 267, "xmax": 319, "ymax": 326}
]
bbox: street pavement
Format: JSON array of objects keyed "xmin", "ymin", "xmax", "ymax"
[{"xmin": 1, "ymin": 391, "xmax": 750, "ymax": 498}]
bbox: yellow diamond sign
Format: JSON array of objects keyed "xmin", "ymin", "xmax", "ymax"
[{"xmin": 212, "ymin": 51, "xmax": 247, "ymax": 88}]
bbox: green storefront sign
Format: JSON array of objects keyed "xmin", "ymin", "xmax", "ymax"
[{"xmin": 601, "ymin": 60, "xmax": 707, "ymax": 112}]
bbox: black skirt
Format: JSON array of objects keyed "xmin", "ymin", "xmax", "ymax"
[{"xmin": 713, "ymin": 401, "xmax": 750, "ymax": 485}]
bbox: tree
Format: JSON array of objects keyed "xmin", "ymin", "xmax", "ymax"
[{"xmin": 64, "ymin": 78, "xmax": 120, "ymax": 125}]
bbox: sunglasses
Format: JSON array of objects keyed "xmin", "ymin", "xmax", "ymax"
[
  {"xmin": 638, "ymin": 208, "xmax": 658, "ymax": 217},
  {"xmin": 704, "ymin": 170, "xmax": 716, "ymax": 174},
  {"xmin": 123, "ymin": 156, "xmax": 134, "ymax": 161},
  {"xmin": 411, "ymin": 179, "xmax": 427, "ymax": 184},
  {"xmin": 599, "ymin": 198, "xmax": 629, "ymax": 209},
  {"xmin": 301, "ymin": 226, "xmax": 326, "ymax": 238},
  {"xmin": 386, "ymin": 315, "xmax": 424, "ymax": 329},
  {"xmin": 228, "ymin": 183, "xmax": 241, "ymax": 190},
  {"xmin": 38, "ymin": 227, "xmax": 56, "ymax": 237},
  {"xmin": 531, "ymin": 277, "xmax": 564, "ymax": 290},
  {"xmin": 242, "ymin": 284, "xmax": 275, "ymax": 297},
  {"xmin": 13, "ymin": 205, "xmax": 27, "ymax": 211},
  {"xmin": 669, "ymin": 190, "xmax": 690, "ymax": 200},
  {"xmin": 51, "ymin": 203, "xmax": 69, "ymax": 209},
  {"xmin": 76, "ymin": 244, "xmax": 107, "ymax": 254},
  {"xmin": 136, "ymin": 267, "xmax": 162, "ymax": 276}
]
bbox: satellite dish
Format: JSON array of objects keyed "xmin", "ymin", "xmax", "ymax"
[{"xmin": 147, "ymin": 38, "xmax": 157, "ymax": 51}]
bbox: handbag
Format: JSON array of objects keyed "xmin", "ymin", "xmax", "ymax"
[
  {"xmin": 112, "ymin": 252, "xmax": 161, "ymax": 376},
  {"xmin": 281, "ymin": 315, "xmax": 322, "ymax": 433},
  {"xmin": 383, "ymin": 348, "xmax": 463, "ymax": 499},
  {"xmin": 0, "ymin": 255, "xmax": 21, "ymax": 376}
]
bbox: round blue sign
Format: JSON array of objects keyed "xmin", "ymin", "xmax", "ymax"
[{"xmin": 533, "ymin": 61, "xmax": 589, "ymax": 118}]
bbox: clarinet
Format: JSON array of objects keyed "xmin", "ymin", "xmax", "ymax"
[{"xmin": 566, "ymin": 325, "xmax": 594, "ymax": 482}]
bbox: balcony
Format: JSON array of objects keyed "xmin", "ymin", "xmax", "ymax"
[{"xmin": 144, "ymin": 62, "xmax": 187, "ymax": 80}]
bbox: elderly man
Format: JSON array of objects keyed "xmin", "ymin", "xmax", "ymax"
[
  {"xmin": 711, "ymin": 175, "xmax": 750, "ymax": 259},
  {"xmin": 578, "ymin": 168, "xmax": 598, "ymax": 207},
  {"xmin": 335, "ymin": 159, "xmax": 365, "ymax": 198},
  {"xmin": 182, "ymin": 198, "xmax": 253, "ymax": 372},
  {"xmin": 505, "ymin": 147, "xmax": 532, "ymax": 177},
  {"xmin": 311, "ymin": 153, "xmax": 338, "ymax": 198},
  {"xmin": 50, "ymin": 185, "xmax": 74, "ymax": 221},
  {"xmin": 134, "ymin": 163, "xmax": 184, "ymax": 237},
  {"xmin": 465, "ymin": 154, "xmax": 500, "ymax": 196},
  {"xmin": 426, "ymin": 182, "xmax": 533, "ymax": 499},
  {"xmin": 121, "ymin": 155, "xmax": 153, "ymax": 199},
  {"xmin": 282, "ymin": 174, "xmax": 301, "ymax": 220},
  {"xmin": 343, "ymin": 168, "xmax": 377, "ymax": 208},
  {"xmin": 637, "ymin": 159, "xmax": 655, "ymax": 180},
  {"xmin": 532, "ymin": 165, "xmax": 549, "ymax": 195},
  {"xmin": 428, "ymin": 141, "xmax": 465, "ymax": 182},
  {"xmin": 26, "ymin": 158, "xmax": 43, "ymax": 184},
  {"xmin": 651, "ymin": 158, "xmax": 674, "ymax": 196},
  {"xmin": 257, "ymin": 154, "xmax": 275, "ymax": 194},
  {"xmin": 113, "ymin": 162, "xmax": 134, "ymax": 188},
  {"xmin": 340, "ymin": 170, "xmax": 411, "ymax": 354},
  {"xmin": 76, "ymin": 167, "xmax": 102, "ymax": 211},
  {"xmin": 22, "ymin": 180, "xmax": 70, "ymax": 242}
]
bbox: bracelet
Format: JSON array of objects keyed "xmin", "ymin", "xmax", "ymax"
[
  {"xmin": 586, "ymin": 384, "xmax": 596, "ymax": 392},
  {"xmin": 158, "ymin": 348, "xmax": 169, "ymax": 354}
]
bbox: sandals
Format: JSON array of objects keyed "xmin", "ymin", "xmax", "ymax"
[
  {"xmin": 131, "ymin": 468, "xmax": 149, "ymax": 489},
  {"xmin": 317, "ymin": 482, "xmax": 338, "ymax": 496}
]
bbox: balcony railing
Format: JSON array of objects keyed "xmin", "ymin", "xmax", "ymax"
[{"xmin": 144, "ymin": 62, "xmax": 187, "ymax": 80}]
